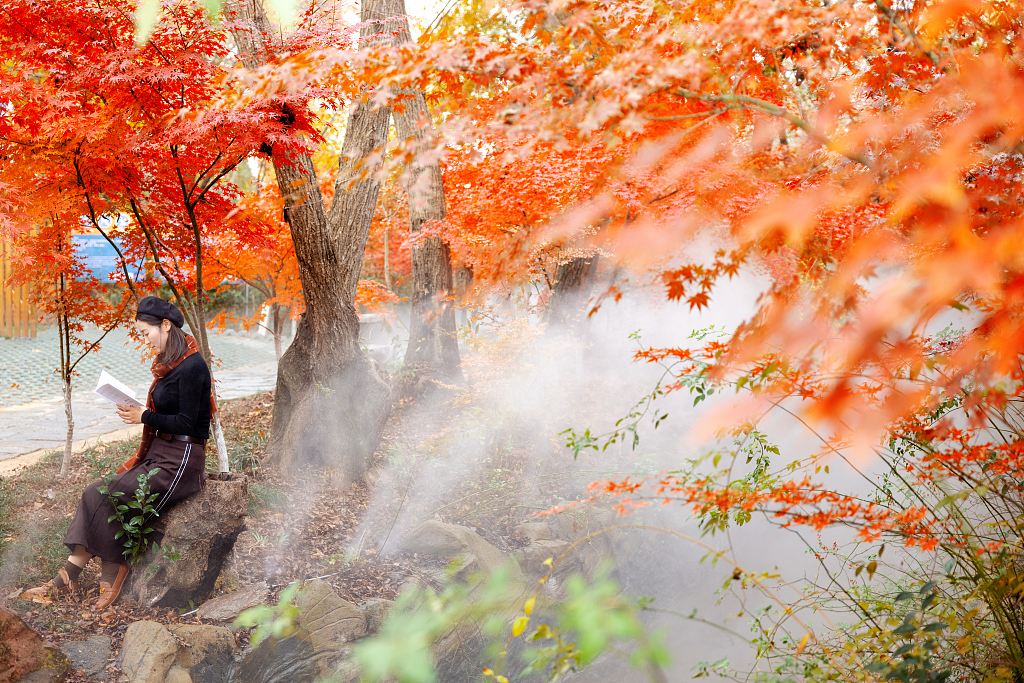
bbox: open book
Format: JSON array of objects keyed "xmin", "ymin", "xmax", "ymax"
[{"xmin": 94, "ymin": 370, "xmax": 144, "ymax": 408}]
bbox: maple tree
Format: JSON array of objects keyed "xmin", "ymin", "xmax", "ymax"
[
  {"xmin": 4, "ymin": 0, "xmax": 1024, "ymax": 673},
  {"xmin": 5, "ymin": 221, "xmax": 132, "ymax": 479},
  {"xmin": 0, "ymin": 0, "xmax": 310, "ymax": 471},
  {"xmin": 248, "ymin": 0, "xmax": 1023, "ymax": 677},
  {"xmin": 226, "ymin": 0, "xmax": 403, "ymax": 481},
  {"xmin": 205, "ymin": 173, "xmax": 304, "ymax": 360}
]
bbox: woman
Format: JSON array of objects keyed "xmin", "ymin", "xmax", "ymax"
[{"xmin": 25, "ymin": 296, "xmax": 213, "ymax": 610}]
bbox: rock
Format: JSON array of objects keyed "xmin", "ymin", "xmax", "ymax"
[
  {"xmin": 17, "ymin": 671, "xmax": 64, "ymax": 683},
  {"xmin": 118, "ymin": 622, "xmax": 236, "ymax": 683},
  {"xmin": 358, "ymin": 598, "xmax": 393, "ymax": 635},
  {"xmin": 227, "ymin": 635, "xmax": 317, "ymax": 683},
  {"xmin": 0, "ymin": 607, "xmax": 70, "ymax": 683},
  {"xmin": 126, "ymin": 476, "xmax": 249, "ymax": 609},
  {"xmin": 169, "ymin": 625, "xmax": 235, "ymax": 683},
  {"xmin": 545, "ymin": 511, "xmax": 614, "ymax": 579},
  {"xmin": 118, "ymin": 621, "xmax": 178, "ymax": 683},
  {"xmin": 164, "ymin": 665, "xmax": 192, "ymax": 683},
  {"xmin": 195, "ymin": 583, "xmax": 268, "ymax": 623},
  {"xmin": 58, "ymin": 635, "xmax": 111, "ymax": 681},
  {"xmin": 521, "ymin": 540, "xmax": 571, "ymax": 576},
  {"xmin": 514, "ymin": 522, "xmax": 551, "ymax": 543},
  {"xmin": 294, "ymin": 580, "xmax": 367, "ymax": 675},
  {"xmin": 325, "ymin": 648, "xmax": 360, "ymax": 683},
  {"xmin": 434, "ymin": 623, "xmax": 485, "ymax": 683},
  {"xmin": 401, "ymin": 520, "xmax": 521, "ymax": 577}
]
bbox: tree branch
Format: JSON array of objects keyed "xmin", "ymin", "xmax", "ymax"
[
  {"xmin": 674, "ymin": 89, "xmax": 876, "ymax": 169},
  {"xmin": 873, "ymin": 0, "xmax": 943, "ymax": 68}
]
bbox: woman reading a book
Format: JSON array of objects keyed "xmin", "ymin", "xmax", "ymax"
[{"xmin": 25, "ymin": 296, "xmax": 213, "ymax": 610}]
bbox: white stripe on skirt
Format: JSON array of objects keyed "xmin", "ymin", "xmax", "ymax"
[{"xmin": 153, "ymin": 442, "xmax": 191, "ymax": 515}]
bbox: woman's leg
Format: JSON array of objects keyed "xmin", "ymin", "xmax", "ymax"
[
  {"xmin": 23, "ymin": 546, "xmax": 92, "ymax": 597},
  {"xmin": 69, "ymin": 545, "xmax": 92, "ymax": 567}
]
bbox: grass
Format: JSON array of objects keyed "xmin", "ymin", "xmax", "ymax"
[
  {"xmin": 0, "ymin": 441, "xmax": 136, "ymax": 588},
  {"xmin": 0, "ymin": 479, "xmax": 16, "ymax": 560},
  {"xmin": 225, "ymin": 427, "xmax": 267, "ymax": 475},
  {"xmin": 34, "ymin": 517, "xmax": 74, "ymax": 583},
  {"xmin": 248, "ymin": 482, "xmax": 287, "ymax": 517},
  {"xmin": 83, "ymin": 437, "xmax": 140, "ymax": 477}
]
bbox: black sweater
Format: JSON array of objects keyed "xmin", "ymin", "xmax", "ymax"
[{"xmin": 141, "ymin": 353, "xmax": 211, "ymax": 439}]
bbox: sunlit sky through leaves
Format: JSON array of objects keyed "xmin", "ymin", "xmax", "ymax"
[{"xmin": 133, "ymin": 0, "xmax": 449, "ymax": 45}]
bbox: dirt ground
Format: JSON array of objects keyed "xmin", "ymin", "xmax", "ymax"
[{"xmin": 0, "ymin": 387, "xmax": 580, "ymax": 682}]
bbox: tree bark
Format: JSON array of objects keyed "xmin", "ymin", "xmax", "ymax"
[
  {"xmin": 453, "ymin": 263, "xmax": 473, "ymax": 327},
  {"xmin": 228, "ymin": 0, "xmax": 394, "ymax": 484},
  {"xmin": 546, "ymin": 256, "xmax": 599, "ymax": 328},
  {"xmin": 271, "ymin": 301, "xmax": 284, "ymax": 360},
  {"xmin": 172, "ymin": 295, "xmax": 230, "ymax": 473},
  {"xmin": 388, "ymin": 2, "xmax": 461, "ymax": 380},
  {"xmin": 57, "ymin": 276, "xmax": 73, "ymax": 479}
]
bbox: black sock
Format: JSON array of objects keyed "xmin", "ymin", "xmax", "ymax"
[{"xmin": 54, "ymin": 560, "xmax": 84, "ymax": 587}]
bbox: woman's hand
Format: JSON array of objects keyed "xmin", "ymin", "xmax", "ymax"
[{"xmin": 116, "ymin": 404, "xmax": 145, "ymax": 425}]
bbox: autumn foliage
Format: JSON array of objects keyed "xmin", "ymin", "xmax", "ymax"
[{"xmin": 3, "ymin": 0, "xmax": 1024, "ymax": 677}]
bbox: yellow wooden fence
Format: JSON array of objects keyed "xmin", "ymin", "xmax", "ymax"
[{"xmin": 0, "ymin": 239, "xmax": 37, "ymax": 338}]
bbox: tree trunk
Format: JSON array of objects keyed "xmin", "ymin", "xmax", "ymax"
[
  {"xmin": 453, "ymin": 263, "xmax": 473, "ymax": 328},
  {"xmin": 388, "ymin": 2, "xmax": 461, "ymax": 380},
  {"xmin": 174, "ymin": 296, "xmax": 230, "ymax": 473},
  {"xmin": 228, "ymin": 0, "xmax": 394, "ymax": 484},
  {"xmin": 271, "ymin": 302, "xmax": 283, "ymax": 360},
  {"xmin": 61, "ymin": 377, "xmax": 74, "ymax": 478},
  {"xmin": 57, "ymin": 284, "xmax": 73, "ymax": 478},
  {"xmin": 546, "ymin": 256, "xmax": 599, "ymax": 328}
]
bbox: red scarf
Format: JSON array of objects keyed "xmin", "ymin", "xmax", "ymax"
[{"xmin": 117, "ymin": 334, "xmax": 217, "ymax": 474}]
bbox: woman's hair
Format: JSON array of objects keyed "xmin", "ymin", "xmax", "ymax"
[{"xmin": 135, "ymin": 312, "xmax": 189, "ymax": 365}]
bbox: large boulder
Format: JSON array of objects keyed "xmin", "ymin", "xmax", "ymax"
[
  {"xmin": 542, "ymin": 510, "xmax": 616, "ymax": 581},
  {"xmin": 125, "ymin": 476, "xmax": 248, "ymax": 608},
  {"xmin": 117, "ymin": 622, "xmax": 178, "ymax": 683},
  {"xmin": 227, "ymin": 635, "xmax": 316, "ymax": 683},
  {"xmin": 169, "ymin": 625, "xmax": 235, "ymax": 683},
  {"xmin": 228, "ymin": 580, "xmax": 369, "ymax": 683},
  {"xmin": 401, "ymin": 521, "xmax": 522, "ymax": 578},
  {"xmin": 0, "ymin": 607, "xmax": 70, "ymax": 683},
  {"xmin": 294, "ymin": 580, "xmax": 367, "ymax": 676},
  {"xmin": 195, "ymin": 583, "xmax": 269, "ymax": 623},
  {"xmin": 119, "ymin": 622, "xmax": 236, "ymax": 683}
]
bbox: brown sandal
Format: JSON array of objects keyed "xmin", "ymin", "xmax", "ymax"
[
  {"xmin": 95, "ymin": 564, "xmax": 129, "ymax": 610},
  {"xmin": 22, "ymin": 566, "xmax": 80, "ymax": 599}
]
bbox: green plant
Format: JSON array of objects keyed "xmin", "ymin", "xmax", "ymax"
[
  {"xmin": 515, "ymin": 567, "xmax": 669, "ymax": 681},
  {"xmin": 84, "ymin": 447, "xmax": 119, "ymax": 477},
  {"xmin": 99, "ymin": 467, "xmax": 162, "ymax": 565},
  {"xmin": 248, "ymin": 482, "xmax": 286, "ymax": 516},
  {"xmin": 235, "ymin": 583, "xmax": 301, "ymax": 645},
  {"xmin": 227, "ymin": 429, "xmax": 266, "ymax": 474},
  {"xmin": 84, "ymin": 437, "xmax": 141, "ymax": 477},
  {"xmin": 350, "ymin": 560, "xmax": 667, "ymax": 683},
  {"xmin": 144, "ymin": 543, "xmax": 181, "ymax": 578}
]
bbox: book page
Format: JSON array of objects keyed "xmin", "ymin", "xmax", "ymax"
[{"xmin": 95, "ymin": 370, "xmax": 144, "ymax": 408}]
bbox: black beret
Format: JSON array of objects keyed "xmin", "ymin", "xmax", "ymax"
[{"xmin": 136, "ymin": 296, "xmax": 185, "ymax": 328}]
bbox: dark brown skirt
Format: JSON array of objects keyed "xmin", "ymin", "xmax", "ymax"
[{"xmin": 64, "ymin": 438, "xmax": 206, "ymax": 563}]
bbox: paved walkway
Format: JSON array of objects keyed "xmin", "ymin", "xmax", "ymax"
[{"xmin": 0, "ymin": 325, "xmax": 281, "ymax": 462}]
